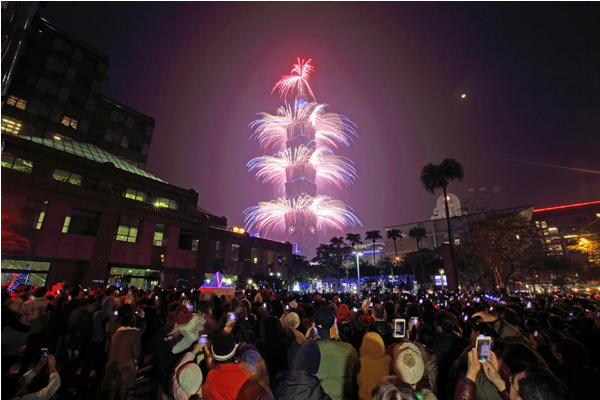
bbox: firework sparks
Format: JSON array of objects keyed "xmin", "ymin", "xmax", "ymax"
[{"xmin": 272, "ymin": 58, "xmax": 316, "ymax": 100}]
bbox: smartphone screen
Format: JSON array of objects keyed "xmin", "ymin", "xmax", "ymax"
[
  {"xmin": 476, "ymin": 336, "xmax": 492, "ymax": 362},
  {"xmin": 369, "ymin": 302, "xmax": 373, "ymax": 308},
  {"xmin": 527, "ymin": 301, "xmax": 532, "ymax": 309},
  {"xmin": 464, "ymin": 314, "xmax": 469, "ymax": 321},
  {"xmin": 228, "ymin": 312, "xmax": 236, "ymax": 321},
  {"xmin": 419, "ymin": 299, "xmax": 423, "ymax": 304},
  {"xmin": 198, "ymin": 334, "xmax": 208, "ymax": 344},
  {"xmin": 114, "ymin": 311, "xmax": 118, "ymax": 316},
  {"xmin": 533, "ymin": 330, "xmax": 539, "ymax": 338},
  {"xmin": 393, "ymin": 319, "xmax": 406, "ymax": 338},
  {"xmin": 263, "ymin": 303, "xmax": 267, "ymax": 309},
  {"xmin": 352, "ymin": 307, "xmax": 358, "ymax": 312},
  {"xmin": 411, "ymin": 317, "xmax": 419, "ymax": 326},
  {"xmin": 41, "ymin": 348, "xmax": 49, "ymax": 359},
  {"xmin": 285, "ymin": 304, "xmax": 290, "ymax": 311}
]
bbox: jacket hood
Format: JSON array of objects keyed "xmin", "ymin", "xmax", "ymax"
[
  {"xmin": 259, "ymin": 315, "xmax": 285, "ymax": 340},
  {"xmin": 360, "ymin": 332, "xmax": 386, "ymax": 359}
]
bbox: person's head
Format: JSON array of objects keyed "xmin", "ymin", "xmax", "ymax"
[
  {"xmin": 373, "ymin": 376, "xmax": 418, "ymax": 400},
  {"xmin": 434, "ymin": 311, "xmax": 455, "ymax": 333},
  {"xmin": 415, "ymin": 325, "xmax": 436, "ymax": 348},
  {"xmin": 33, "ymin": 286, "xmax": 47, "ymax": 298},
  {"xmin": 392, "ymin": 343, "xmax": 425, "ymax": 388},
  {"xmin": 120, "ymin": 313, "xmax": 136, "ymax": 328},
  {"xmin": 289, "ymin": 340, "xmax": 321, "ymax": 374},
  {"xmin": 211, "ymin": 331, "xmax": 240, "ymax": 364},
  {"xmin": 81, "ymin": 295, "xmax": 98, "ymax": 312},
  {"xmin": 510, "ymin": 365, "xmax": 570, "ymax": 400},
  {"xmin": 336, "ymin": 303, "xmax": 353, "ymax": 323},
  {"xmin": 470, "ymin": 322, "xmax": 499, "ymax": 346},
  {"xmin": 552, "ymin": 338, "xmax": 589, "ymax": 366},
  {"xmin": 500, "ymin": 342, "xmax": 545, "ymax": 376},
  {"xmin": 314, "ymin": 306, "xmax": 335, "ymax": 339},
  {"xmin": 177, "ymin": 362, "xmax": 203, "ymax": 395},
  {"xmin": 69, "ymin": 285, "xmax": 81, "ymax": 299},
  {"xmin": 373, "ymin": 304, "xmax": 386, "ymax": 321},
  {"xmin": 283, "ymin": 312, "xmax": 301, "ymax": 330}
]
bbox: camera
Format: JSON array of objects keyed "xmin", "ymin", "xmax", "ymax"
[{"xmin": 476, "ymin": 336, "xmax": 492, "ymax": 362}]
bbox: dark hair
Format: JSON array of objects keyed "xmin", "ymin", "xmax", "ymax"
[
  {"xmin": 373, "ymin": 376, "xmax": 418, "ymax": 400},
  {"xmin": 435, "ymin": 311, "xmax": 455, "ymax": 333},
  {"xmin": 373, "ymin": 304, "xmax": 385, "ymax": 320},
  {"xmin": 34, "ymin": 286, "xmax": 47, "ymax": 298},
  {"xmin": 517, "ymin": 365, "xmax": 571, "ymax": 400},
  {"xmin": 416, "ymin": 325, "xmax": 436, "ymax": 348},
  {"xmin": 120, "ymin": 313, "xmax": 136, "ymax": 328},
  {"xmin": 501, "ymin": 342, "xmax": 545, "ymax": 374}
]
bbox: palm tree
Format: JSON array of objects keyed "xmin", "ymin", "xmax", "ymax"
[
  {"xmin": 365, "ymin": 230, "xmax": 383, "ymax": 268},
  {"xmin": 409, "ymin": 227, "xmax": 428, "ymax": 285},
  {"xmin": 330, "ymin": 236, "xmax": 346, "ymax": 289},
  {"xmin": 420, "ymin": 158, "xmax": 464, "ymax": 289},
  {"xmin": 346, "ymin": 233, "xmax": 362, "ymax": 247},
  {"xmin": 386, "ymin": 229, "xmax": 403, "ymax": 279}
]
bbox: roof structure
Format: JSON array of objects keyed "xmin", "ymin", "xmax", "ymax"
[{"xmin": 18, "ymin": 136, "xmax": 166, "ymax": 183}]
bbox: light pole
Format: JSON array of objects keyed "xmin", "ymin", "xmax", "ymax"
[{"xmin": 355, "ymin": 252, "xmax": 363, "ymax": 292}]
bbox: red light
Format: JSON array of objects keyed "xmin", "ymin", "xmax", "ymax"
[{"xmin": 533, "ymin": 200, "xmax": 600, "ymax": 213}]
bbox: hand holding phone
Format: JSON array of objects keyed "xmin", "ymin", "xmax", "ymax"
[
  {"xmin": 476, "ymin": 336, "xmax": 492, "ymax": 362},
  {"xmin": 41, "ymin": 348, "xmax": 49, "ymax": 359},
  {"xmin": 393, "ymin": 319, "xmax": 406, "ymax": 338}
]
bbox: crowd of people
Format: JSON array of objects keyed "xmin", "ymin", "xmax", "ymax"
[{"xmin": 2, "ymin": 282, "xmax": 600, "ymax": 400}]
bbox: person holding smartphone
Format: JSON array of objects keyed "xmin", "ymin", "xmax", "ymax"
[{"xmin": 10, "ymin": 354, "xmax": 60, "ymax": 400}]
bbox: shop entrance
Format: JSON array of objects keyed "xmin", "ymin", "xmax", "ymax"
[{"xmin": 108, "ymin": 266, "xmax": 160, "ymax": 290}]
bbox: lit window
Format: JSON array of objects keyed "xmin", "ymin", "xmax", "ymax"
[
  {"xmin": 124, "ymin": 188, "xmax": 147, "ymax": 202},
  {"xmin": 192, "ymin": 238, "xmax": 199, "ymax": 252},
  {"xmin": 231, "ymin": 244, "xmax": 240, "ymax": 261},
  {"xmin": 52, "ymin": 169, "xmax": 82, "ymax": 185},
  {"xmin": 251, "ymin": 248, "xmax": 259, "ymax": 264},
  {"xmin": 61, "ymin": 116, "xmax": 78, "ymax": 130},
  {"xmin": 548, "ymin": 227, "xmax": 558, "ymax": 235},
  {"xmin": 115, "ymin": 218, "xmax": 139, "ymax": 243},
  {"xmin": 62, "ymin": 215, "xmax": 71, "ymax": 233},
  {"xmin": 153, "ymin": 224, "xmax": 166, "ymax": 246},
  {"xmin": 1, "ymin": 153, "xmax": 33, "ymax": 173},
  {"xmin": 35, "ymin": 202, "xmax": 49, "ymax": 230},
  {"xmin": 1, "ymin": 117, "xmax": 22, "ymax": 134},
  {"xmin": 541, "ymin": 221, "xmax": 547, "ymax": 228},
  {"xmin": 6, "ymin": 95, "xmax": 28, "ymax": 110},
  {"xmin": 152, "ymin": 197, "xmax": 178, "ymax": 210}
]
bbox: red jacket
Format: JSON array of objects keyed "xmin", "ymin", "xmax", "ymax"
[{"xmin": 203, "ymin": 363, "xmax": 250, "ymax": 400}]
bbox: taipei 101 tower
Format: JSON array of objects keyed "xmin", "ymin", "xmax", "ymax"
[{"xmin": 244, "ymin": 58, "xmax": 361, "ymax": 257}]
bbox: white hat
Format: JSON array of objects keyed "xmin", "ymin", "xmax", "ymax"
[
  {"xmin": 393, "ymin": 342, "xmax": 425, "ymax": 385},
  {"xmin": 177, "ymin": 362, "xmax": 203, "ymax": 394}
]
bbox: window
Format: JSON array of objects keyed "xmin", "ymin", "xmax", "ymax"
[
  {"xmin": 251, "ymin": 248, "xmax": 259, "ymax": 264},
  {"xmin": 62, "ymin": 208, "xmax": 100, "ymax": 236},
  {"xmin": 231, "ymin": 244, "xmax": 240, "ymax": 261},
  {"xmin": 124, "ymin": 188, "xmax": 147, "ymax": 202},
  {"xmin": 1, "ymin": 153, "xmax": 33, "ymax": 173},
  {"xmin": 61, "ymin": 116, "xmax": 78, "ymax": 130},
  {"xmin": 88, "ymin": 124, "xmax": 105, "ymax": 138},
  {"xmin": 1, "ymin": 117, "xmax": 22, "ymax": 134},
  {"xmin": 178, "ymin": 229, "xmax": 197, "ymax": 250},
  {"xmin": 52, "ymin": 169, "xmax": 82, "ymax": 185},
  {"xmin": 35, "ymin": 201, "xmax": 49, "ymax": 230},
  {"xmin": 267, "ymin": 251, "xmax": 274, "ymax": 267},
  {"xmin": 152, "ymin": 197, "xmax": 178, "ymax": 210},
  {"xmin": 120, "ymin": 136, "xmax": 129, "ymax": 148},
  {"xmin": 215, "ymin": 241, "xmax": 222, "ymax": 258},
  {"xmin": 153, "ymin": 224, "xmax": 166, "ymax": 246},
  {"xmin": 192, "ymin": 239, "xmax": 199, "ymax": 252},
  {"xmin": 115, "ymin": 217, "xmax": 139, "ymax": 243},
  {"xmin": 96, "ymin": 104, "xmax": 112, "ymax": 120},
  {"xmin": 6, "ymin": 95, "xmax": 28, "ymax": 110}
]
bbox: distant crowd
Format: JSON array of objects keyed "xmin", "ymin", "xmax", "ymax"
[{"xmin": 2, "ymin": 282, "xmax": 600, "ymax": 400}]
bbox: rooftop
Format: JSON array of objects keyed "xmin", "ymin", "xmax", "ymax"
[{"xmin": 17, "ymin": 136, "xmax": 166, "ymax": 183}]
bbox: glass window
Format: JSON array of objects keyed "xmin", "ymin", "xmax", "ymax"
[
  {"xmin": 6, "ymin": 95, "xmax": 28, "ymax": 110},
  {"xmin": 2, "ymin": 153, "xmax": 33, "ymax": 173},
  {"xmin": 178, "ymin": 229, "xmax": 197, "ymax": 250},
  {"xmin": 124, "ymin": 188, "xmax": 147, "ymax": 202},
  {"xmin": 62, "ymin": 215, "xmax": 71, "ymax": 233},
  {"xmin": 61, "ymin": 115, "xmax": 78, "ymax": 130},
  {"xmin": 215, "ymin": 241, "xmax": 222, "ymax": 258},
  {"xmin": 2, "ymin": 260, "xmax": 50, "ymax": 290},
  {"xmin": 152, "ymin": 197, "xmax": 178, "ymax": 210},
  {"xmin": 35, "ymin": 201, "xmax": 49, "ymax": 230},
  {"xmin": 153, "ymin": 224, "xmax": 166, "ymax": 246},
  {"xmin": 115, "ymin": 218, "xmax": 139, "ymax": 243},
  {"xmin": 52, "ymin": 169, "xmax": 82, "ymax": 185},
  {"xmin": 231, "ymin": 244, "xmax": 240, "ymax": 261},
  {"xmin": 251, "ymin": 248, "xmax": 259, "ymax": 264},
  {"xmin": 267, "ymin": 251, "xmax": 274, "ymax": 266},
  {"xmin": 192, "ymin": 238, "xmax": 199, "ymax": 252},
  {"xmin": 1, "ymin": 117, "xmax": 22, "ymax": 134}
]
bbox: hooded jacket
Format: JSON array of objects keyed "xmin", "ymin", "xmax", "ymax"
[
  {"xmin": 358, "ymin": 332, "xmax": 391, "ymax": 400},
  {"xmin": 272, "ymin": 340, "xmax": 332, "ymax": 400},
  {"xmin": 315, "ymin": 336, "xmax": 360, "ymax": 400},
  {"xmin": 255, "ymin": 316, "xmax": 295, "ymax": 379}
]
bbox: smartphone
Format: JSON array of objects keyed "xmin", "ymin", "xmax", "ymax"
[
  {"xmin": 134, "ymin": 309, "xmax": 140, "ymax": 316},
  {"xmin": 228, "ymin": 312, "xmax": 236, "ymax": 322},
  {"xmin": 352, "ymin": 307, "xmax": 358, "ymax": 312},
  {"xmin": 526, "ymin": 301, "xmax": 532, "ymax": 309},
  {"xmin": 114, "ymin": 311, "xmax": 118, "ymax": 316},
  {"xmin": 83, "ymin": 288, "xmax": 88, "ymax": 293},
  {"xmin": 56, "ymin": 290, "xmax": 61, "ymax": 295},
  {"xmin": 411, "ymin": 317, "xmax": 419, "ymax": 326},
  {"xmin": 285, "ymin": 304, "xmax": 290, "ymax": 311},
  {"xmin": 476, "ymin": 336, "xmax": 492, "ymax": 362},
  {"xmin": 533, "ymin": 330, "xmax": 539, "ymax": 338},
  {"xmin": 41, "ymin": 348, "xmax": 49, "ymax": 359},
  {"xmin": 393, "ymin": 319, "xmax": 406, "ymax": 338},
  {"xmin": 313, "ymin": 326, "xmax": 318, "ymax": 335},
  {"xmin": 369, "ymin": 302, "xmax": 373, "ymax": 308},
  {"xmin": 198, "ymin": 334, "xmax": 208, "ymax": 344},
  {"xmin": 419, "ymin": 299, "xmax": 423, "ymax": 304},
  {"xmin": 463, "ymin": 315, "xmax": 469, "ymax": 322},
  {"xmin": 338, "ymin": 298, "xmax": 341, "ymax": 303},
  {"xmin": 263, "ymin": 303, "xmax": 267, "ymax": 309}
]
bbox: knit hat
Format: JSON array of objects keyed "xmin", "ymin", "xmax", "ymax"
[
  {"xmin": 177, "ymin": 362, "xmax": 203, "ymax": 394},
  {"xmin": 211, "ymin": 331, "xmax": 239, "ymax": 362},
  {"xmin": 177, "ymin": 309, "xmax": 193, "ymax": 325},
  {"xmin": 393, "ymin": 342, "xmax": 424, "ymax": 385},
  {"xmin": 284, "ymin": 312, "xmax": 301, "ymax": 329},
  {"xmin": 240, "ymin": 348, "xmax": 261, "ymax": 374},
  {"xmin": 337, "ymin": 304, "xmax": 354, "ymax": 323},
  {"xmin": 315, "ymin": 306, "xmax": 335, "ymax": 330}
]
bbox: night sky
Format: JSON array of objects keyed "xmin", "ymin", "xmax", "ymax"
[{"xmin": 44, "ymin": 2, "xmax": 600, "ymax": 239}]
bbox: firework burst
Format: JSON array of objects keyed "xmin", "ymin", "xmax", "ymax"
[{"xmin": 272, "ymin": 58, "xmax": 316, "ymax": 100}]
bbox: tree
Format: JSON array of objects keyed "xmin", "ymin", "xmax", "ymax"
[
  {"xmin": 568, "ymin": 227, "xmax": 600, "ymax": 268},
  {"xmin": 522, "ymin": 256, "xmax": 583, "ymax": 291},
  {"xmin": 420, "ymin": 158, "xmax": 464, "ymax": 289},
  {"xmin": 329, "ymin": 236, "xmax": 351, "ymax": 288},
  {"xmin": 461, "ymin": 213, "xmax": 534, "ymax": 294},
  {"xmin": 386, "ymin": 229, "xmax": 403, "ymax": 279},
  {"xmin": 409, "ymin": 227, "xmax": 428, "ymax": 283},
  {"xmin": 365, "ymin": 230, "xmax": 383, "ymax": 267},
  {"xmin": 346, "ymin": 233, "xmax": 362, "ymax": 247},
  {"xmin": 401, "ymin": 249, "xmax": 444, "ymax": 288}
]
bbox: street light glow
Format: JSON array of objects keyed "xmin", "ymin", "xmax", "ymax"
[{"xmin": 461, "ymin": 93, "xmax": 467, "ymax": 98}]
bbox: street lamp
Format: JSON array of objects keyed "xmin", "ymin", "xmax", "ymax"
[{"xmin": 355, "ymin": 252, "xmax": 363, "ymax": 291}]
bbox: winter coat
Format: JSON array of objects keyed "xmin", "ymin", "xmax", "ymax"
[
  {"xmin": 91, "ymin": 296, "xmax": 114, "ymax": 343},
  {"xmin": 1, "ymin": 305, "xmax": 30, "ymax": 357},
  {"xmin": 414, "ymin": 342, "xmax": 438, "ymax": 395},
  {"xmin": 315, "ymin": 337, "xmax": 360, "ymax": 400},
  {"xmin": 67, "ymin": 307, "xmax": 93, "ymax": 350},
  {"xmin": 433, "ymin": 332, "xmax": 469, "ymax": 397},
  {"xmin": 453, "ymin": 377, "xmax": 509, "ymax": 400},
  {"xmin": 172, "ymin": 313, "xmax": 206, "ymax": 354},
  {"xmin": 203, "ymin": 362, "xmax": 251, "ymax": 400},
  {"xmin": 273, "ymin": 340, "xmax": 331, "ymax": 400},
  {"xmin": 23, "ymin": 297, "xmax": 50, "ymax": 334},
  {"xmin": 358, "ymin": 332, "xmax": 391, "ymax": 400},
  {"xmin": 170, "ymin": 351, "xmax": 202, "ymax": 400},
  {"xmin": 255, "ymin": 316, "xmax": 295, "ymax": 379},
  {"xmin": 102, "ymin": 326, "xmax": 141, "ymax": 390}
]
